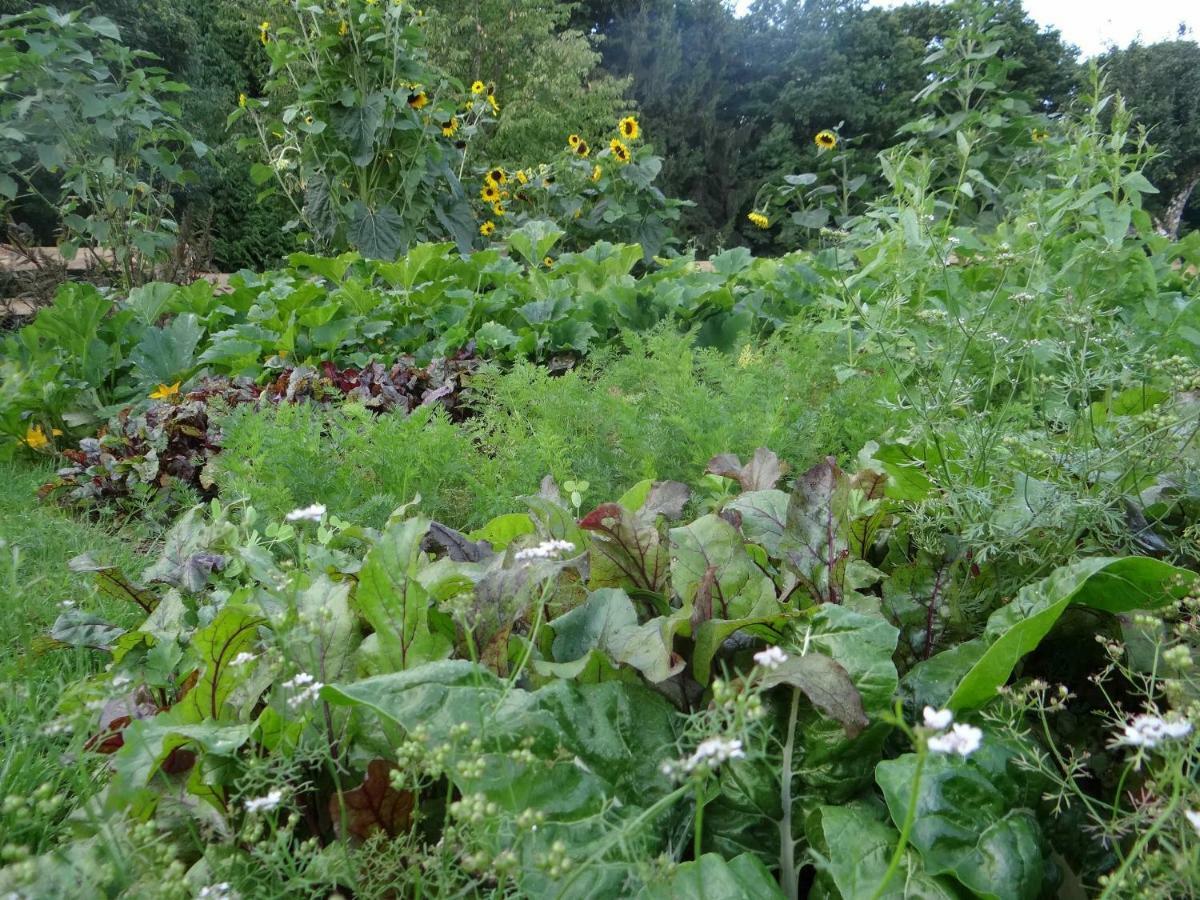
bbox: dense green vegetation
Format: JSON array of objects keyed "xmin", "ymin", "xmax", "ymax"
[{"xmin": 1, "ymin": 1, "xmax": 1200, "ymax": 898}]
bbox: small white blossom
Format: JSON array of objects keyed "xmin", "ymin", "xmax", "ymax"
[
  {"xmin": 282, "ymin": 672, "xmax": 316, "ymax": 689},
  {"xmin": 59, "ymin": 600, "xmax": 75, "ymax": 609},
  {"xmin": 244, "ymin": 789, "xmax": 284, "ymax": 814},
  {"xmin": 230, "ymin": 652, "xmax": 256, "ymax": 667},
  {"xmin": 1113, "ymin": 714, "xmax": 1193, "ymax": 749},
  {"xmin": 1185, "ymin": 810, "xmax": 1200, "ymax": 837},
  {"xmin": 285, "ymin": 503, "xmax": 326, "ymax": 523},
  {"xmin": 685, "ymin": 737, "xmax": 745, "ymax": 772},
  {"xmin": 198, "ymin": 884, "xmax": 239, "ymax": 900},
  {"xmin": 513, "ymin": 539, "xmax": 576, "ymax": 562},
  {"xmin": 923, "ymin": 706, "xmax": 954, "ymax": 731},
  {"xmin": 110, "ymin": 674, "xmax": 132, "ymax": 690},
  {"xmin": 927, "ymin": 723, "xmax": 983, "ymax": 757},
  {"xmin": 753, "ymin": 646, "xmax": 788, "ymax": 670}
]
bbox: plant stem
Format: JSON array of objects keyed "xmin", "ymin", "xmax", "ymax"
[
  {"xmin": 870, "ymin": 745, "xmax": 926, "ymax": 900},
  {"xmin": 693, "ymin": 780, "xmax": 705, "ymax": 860},
  {"xmin": 778, "ymin": 687, "xmax": 801, "ymax": 900}
]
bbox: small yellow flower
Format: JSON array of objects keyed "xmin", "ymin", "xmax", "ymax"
[
  {"xmin": 407, "ymin": 91, "xmax": 428, "ymax": 110},
  {"xmin": 574, "ymin": 139, "xmax": 590, "ymax": 158},
  {"xmin": 618, "ymin": 116, "xmax": 640, "ymax": 141},
  {"xmin": 304, "ymin": 115, "xmax": 314, "ymax": 125},
  {"xmin": 492, "ymin": 201, "xmax": 506, "ymax": 217},
  {"xmin": 486, "ymin": 167, "xmax": 507, "ymax": 186},
  {"xmin": 238, "ymin": 92, "xmax": 247, "ymax": 108},
  {"xmin": 21, "ymin": 424, "xmax": 61, "ymax": 450},
  {"xmin": 609, "ymin": 138, "xmax": 630, "ymax": 164},
  {"xmin": 516, "ymin": 170, "xmax": 529, "ymax": 185},
  {"xmin": 441, "ymin": 116, "xmax": 458, "ymax": 137},
  {"xmin": 471, "ymin": 80, "xmax": 485, "ymax": 95},
  {"xmin": 339, "ymin": 19, "xmax": 348, "ymax": 36},
  {"xmin": 1031, "ymin": 128, "xmax": 1049, "ymax": 143},
  {"xmin": 815, "ymin": 130, "xmax": 837, "ymax": 150},
  {"xmin": 259, "ymin": 20, "xmax": 270, "ymax": 45},
  {"xmin": 591, "ymin": 164, "xmax": 601, "ymax": 182},
  {"xmin": 149, "ymin": 382, "xmax": 182, "ymax": 401},
  {"xmin": 481, "ymin": 184, "xmax": 500, "ymax": 203},
  {"xmin": 747, "ymin": 211, "xmax": 770, "ymax": 230},
  {"xmin": 568, "ymin": 134, "xmax": 581, "ymax": 148},
  {"xmin": 543, "ymin": 256, "xmax": 554, "ymax": 267},
  {"xmin": 480, "ymin": 220, "xmax": 495, "ymax": 237},
  {"xmin": 488, "ymin": 94, "xmax": 500, "ymax": 114}
]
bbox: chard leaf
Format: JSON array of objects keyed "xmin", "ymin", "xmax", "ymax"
[
  {"xmin": 636, "ymin": 852, "xmax": 784, "ymax": 899},
  {"xmin": 549, "ymin": 588, "xmax": 682, "ymax": 683}
]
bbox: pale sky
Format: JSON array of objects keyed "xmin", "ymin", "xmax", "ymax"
[{"xmin": 735, "ymin": 1, "xmax": 1199, "ymax": 58}]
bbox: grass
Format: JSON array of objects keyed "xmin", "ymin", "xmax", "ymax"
[{"xmin": 0, "ymin": 461, "xmax": 155, "ymax": 857}]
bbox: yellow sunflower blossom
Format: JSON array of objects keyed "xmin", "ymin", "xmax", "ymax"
[
  {"xmin": 238, "ymin": 92, "xmax": 247, "ymax": 108},
  {"xmin": 488, "ymin": 94, "xmax": 500, "ymax": 114},
  {"xmin": 574, "ymin": 140, "xmax": 590, "ymax": 158},
  {"xmin": 814, "ymin": 130, "xmax": 837, "ymax": 150},
  {"xmin": 543, "ymin": 256, "xmax": 554, "ymax": 268},
  {"xmin": 304, "ymin": 115, "xmax": 314, "ymax": 125},
  {"xmin": 407, "ymin": 91, "xmax": 428, "ymax": 110},
  {"xmin": 441, "ymin": 116, "xmax": 458, "ymax": 137},
  {"xmin": 481, "ymin": 184, "xmax": 500, "ymax": 203},
  {"xmin": 618, "ymin": 116, "xmax": 640, "ymax": 141},
  {"xmin": 149, "ymin": 382, "xmax": 182, "ymax": 401},
  {"xmin": 471, "ymin": 80, "xmax": 485, "ymax": 95},
  {"xmin": 259, "ymin": 20, "xmax": 270, "ymax": 45},
  {"xmin": 591, "ymin": 164, "xmax": 602, "ymax": 182},
  {"xmin": 568, "ymin": 134, "xmax": 581, "ymax": 148},
  {"xmin": 516, "ymin": 170, "xmax": 529, "ymax": 185},
  {"xmin": 609, "ymin": 138, "xmax": 630, "ymax": 164},
  {"xmin": 21, "ymin": 424, "xmax": 62, "ymax": 450},
  {"xmin": 480, "ymin": 220, "xmax": 495, "ymax": 237},
  {"xmin": 747, "ymin": 211, "xmax": 770, "ymax": 230},
  {"xmin": 492, "ymin": 201, "xmax": 506, "ymax": 217},
  {"xmin": 486, "ymin": 167, "xmax": 507, "ymax": 186},
  {"xmin": 1031, "ymin": 128, "xmax": 1049, "ymax": 143}
]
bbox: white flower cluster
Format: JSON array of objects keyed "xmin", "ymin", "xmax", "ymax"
[
  {"xmin": 197, "ymin": 883, "xmax": 239, "ymax": 900},
  {"xmin": 752, "ymin": 646, "xmax": 788, "ymax": 670},
  {"xmin": 283, "ymin": 672, "xmax": 324, "ymax": 709},
  {"xmin": 244, "ymin": 788, "xmax": 284, "ymax": 814},
  {"xmin": 922, "ymin": 706, "xmax": 982, "ymax": 758},
  {"xmin": 1113, "ymin": 714, "xmax": 1193, "ymax": 749},
  {"xmin": 1185, "ymin": 810, "xmax": 1200, "ymax": 837},
  {"xmin": 661, "ymin": 736, "xmax": 746, "ymax": 779},
  {"xmin": 230, "ymin": 651, "xmax": 256, "ymax": 667},
  {"xmin": 285, "ymin": 503, "xmax": 326, "ymax": 523},
  {"xmin": 513, "ymin": 539, "xmax": 576, "ymax": 562}
]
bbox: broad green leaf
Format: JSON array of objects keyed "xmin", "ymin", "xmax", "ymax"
[
  {"xmin": 669, "ymin": 514, "xmax": 777, "ymax": 616},
  {"xmin": 48, "ymin": 610, "xmax": 125, "ymax": 651},
  {"xmin": 807, "ymin": 802, "xmax": 960, "ymax": 899},
  {"xmin": 346, "ymin": 201, "xmax": 407, "ymax": 260},
  {"xmin": 549, "ymin": 588, "xmax": 681, "ymax": 682},
  {"xmin": 353, "ymin": 515, "xmax": 451, "ymax": 672},
  {"xmin": 468, "ymin": 513, "xmax": 535, "ymax": 549},
  {"xmin": 759, "ymin": 652, "xmax": 867, "ymax": 737},
  {"xmin": 906, "ymin": 556, "xmax": 1196, "ymax": 710},
  {"xmin": 180, "ymin": 602, "xmax": 266, "ymax": 722},
  {"xmin": 129, "ymin": 313, "xmax": 203, "ymax": 387},
  {"xmin": 876, "ymin": 753, "xmax": 1046, "ymax": 900},
  {"xmin": 508, "ymin": 220, "xmax": 565, "ymax": 267},
  {"xmin": 636, "ymin": 853, "xmax": 784, "ymax": 899}
]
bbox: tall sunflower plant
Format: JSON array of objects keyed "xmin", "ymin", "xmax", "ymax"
[
  {"xmin": 229, "ymin": 0, "xmax": 497, "ymax": 260},
  {"xmin": 472, "ymin": 116, "xmax": 688, "ymax": 263},
  {"xmin": 746, "ymin": 125, "xmax": 874, "ymax": 247}
]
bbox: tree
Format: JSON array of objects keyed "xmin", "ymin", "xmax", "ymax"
[{"xmin": 1102, "ymin": 40, "xmax": 1200, "ymax": 237}]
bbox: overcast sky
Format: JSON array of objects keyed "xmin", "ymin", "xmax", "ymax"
[{"xmin": 735, "ymin": 1, "xmax": 1198, "ymax": 58}]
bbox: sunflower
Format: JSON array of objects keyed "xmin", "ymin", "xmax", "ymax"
[
  {"xmin": 814, "ymin": 130, "xmax": 837, "ymax": 150},
  {"xmin": 488, "ymin": 94, "xmax": 500, "ymax": 114},
  {"xmin": 543, "ymin": 256, "xmax": 554, "ymax": 268},
  {"xmin": 574, "ymin": 140, "xmax": 590, "ymax": 158},
  {"xmin": 481, "ymin": 184, "xmax": 500, "ymax": 203},
  {"xmin": 407, "ymin": 91, "xmax": 429, "ymax": 110},
  {"xmin": 609, "ymin": 138, "xmax": 630, "ymax": 164},
  {"xmin": 568, "ymin": 134, "xmax": 581, "ymax": 148},
  {"xmin": 486, "ymin": 167, "xmax": 507, "ymax": 186},
  {"xmin": 480, "ymin": 220, "xmax": 495, "ymax": 237},
  {"xmin": 747, "ymin": 211, "xmax": 770, "ymax": 230},
  {"xmin": 304, "ymin": 115, "xmax": 314, "ymax": 125},
  {"xmin": 441, "ymin": 116, "xmax": 458, "ymax": 137},
  {"xmin": 471, "ymin": 80, "xmax": 485, "ymax": 95},
  {"xmin": 591, "ymin": 164, "xmax": 602, "ymax": 182},
  {"xmin": 259, "ymin": 20, "xmax": 270, "ymax": 45},
  {"xmin": 618, "ymin": 116, "xmax": 640, "ymax": 141},
  {"xmin": 1031, "ymin": 128, "xmax": 1049, "ymax": 143},
  {"xmin": 492, "ymin": 201, "xmax": 505, "ymax": 217},
  {"xmin": 238, "ymin": 92, "xmax": 247, "ymax": 108},
  {"xmin": 516, "ymin": 170, "xmax": 529, "ymax": 185}
]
